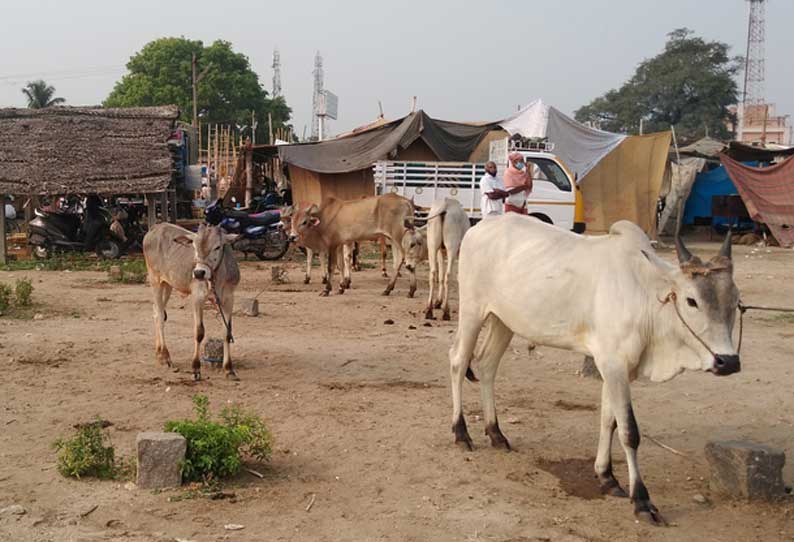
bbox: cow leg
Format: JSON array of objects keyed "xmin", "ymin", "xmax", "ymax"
[
  {"xmin": 380, "ymin": 237, "xmax": 388, "ymax": 278},
  {"xmin": 191, "ymin": 294, "xmax": 205, "ymax": 381},
  {"xmin": 595, "ymin": 383, "xmax": 629, "ymax": 497},
  {"xmin": 601, "ymin": 365, "xmax": 666, "ymax": 526},
  {"xmin": 221, "ymin": 293, "xmax": 237, "ymax": 380},
  {"xmin": 382, "ymin": 238, "xmax": 403, "ymax": 296},
  {"xmin": 425, "ymin": 249, "xmax": 438, "ymax": 320},
  {"xmin": 319, "ymin": 249, "xmax": 330, "ymax": 285},
  {"xmin": 339, "ymin": 244, "xmax": 352, "ymax": 293},
  {"xmin": 449, "ymin": 310, "xmax": 485, "ymax": 451},
  {"xmin": 478, "ymin": 316, "xmax": 514, "ymax": 450},
  {"xmin": 352, "ymin": 242, "xmax": 361, "ymax": 272},
  {"xmin": 434, "ymin": 250, "xmax": 445, "ymax": 309},
  {"xmin": 441, "ymin": 250, "xmax": 455, "ymax": 320},
  {"xmin": 321, "ymin": 249, "xmax": 333, "ymax": 296},
  {"xmin": 304, "ymin": 248, "xmax": 313, "ymax": 284},
  {"xmin": 151, "ymin": 281, "xmax": 172, "ymax": 367}
]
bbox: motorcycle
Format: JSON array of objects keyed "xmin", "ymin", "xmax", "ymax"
[
  {"xmin": 204, "ymin": 199, "xmax": 289, "ymax": 261},
  {"xmin": 28, "ymin": 195, "xmax": 122, "ymax": 259}
]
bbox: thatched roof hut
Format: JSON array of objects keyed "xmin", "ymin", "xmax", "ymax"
[{"xmin": 0, "ymin": 105, "xmax": 180, "ymax": 195}]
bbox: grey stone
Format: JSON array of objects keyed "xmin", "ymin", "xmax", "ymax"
[
  {"xmin": 203, "ymin": 338, "xmax": 224, "ymax": 363},
  {"xmin": 136, "ymin": 432, "xmax": 186, "ymax": 489},
  {"xmin": 692, "ymin": 494, "xmax": 708, "ymax": 504},
  {"xmin": 240, "ymin": 298, "xmax": 259, "ymax": 317},
  {"xmin": 0, "ymin": 504, "xmax": 26, "ymax": 516},
  {"xmin": 704, "ymin": 440, "xmax": 786, "ymax": 501},
  {"xmin": 580, "ymin": 355, "xmax": 602, "ymax": 380}
]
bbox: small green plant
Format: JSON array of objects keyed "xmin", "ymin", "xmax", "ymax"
[
  {"xmin": 0, "ymin": 283, "xmax": 10, "ymax": 312},
  {"xmin": 14, "ymin": 277, "xmax": 33, "ymax": 306},
  {"xmin": 165, "ymin": 395, "xmax": 273, "ymax": 483},
  {"xmin": 53, "ymin": 421, "xmax": 116, "ymax": 479}
]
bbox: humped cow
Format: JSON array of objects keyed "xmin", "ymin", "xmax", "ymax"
[
  {"xmin": 449, "ymin": 214, "xmax": 740, "ymax": 525},
  {"xmin": 289, "ymin": 193, "xmax": 416, "ymax": 296},
  {"xmin": 143, "ymin": 223, "xmax": 240, "ymax": 380},
  {"xmin": 402, "ymin": 197, "xmax": 470, "ymax": 320}
]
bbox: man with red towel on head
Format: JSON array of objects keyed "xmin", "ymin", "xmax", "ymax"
[{"xmin": 503, "ymin": 152, "xmax": 533, "ymax": 214}]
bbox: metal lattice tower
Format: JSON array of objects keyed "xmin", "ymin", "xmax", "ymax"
[
  {"xmin": 742, "ymin": 0, "xmax": 766, "ymax": 106},
  {"xmin": 311, "ymin": 51, "xmax": 324, "ymax": 140},
  {"xmin": 272, "ymin": 48, "xmax": 282, "ymax": 98}
]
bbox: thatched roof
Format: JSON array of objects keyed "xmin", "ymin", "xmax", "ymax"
[{"xmin": 0, "ymin": 105, "xmax": 180, "ymax": 195}]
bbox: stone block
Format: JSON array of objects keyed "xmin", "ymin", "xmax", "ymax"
[
  {"xmin": 705, "ymin": 440, "xmax": 786, "ymax": 501},
  {"xmin": 136, "ymin": 432, "xmax": 186, "ymax": 489},
  {"xmin": 240, "ymin": 298, "xmax": 259, "ymax": 317},
  {"xmin": 109, "ymin": 265, "xmax": 122, "ymax": 280}
]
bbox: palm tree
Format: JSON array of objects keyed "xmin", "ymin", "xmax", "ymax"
[{"xmin": 21, "ymin": 80, "xmax": 65, "ymax": 109}]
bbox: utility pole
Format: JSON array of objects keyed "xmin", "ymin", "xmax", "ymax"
[{"xmin": 191, "ymin": 52, "xmax": 212, "ymax": 128}]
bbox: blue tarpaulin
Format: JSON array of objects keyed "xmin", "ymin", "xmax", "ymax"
[{"xmin": 683, "ymin": 163, "xmax": 757, "ymax": 226}]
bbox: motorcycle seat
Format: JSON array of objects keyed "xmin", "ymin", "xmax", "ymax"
[{"xmin": 247, "ymin": 211, "xmax": 281, "ymax": 227}]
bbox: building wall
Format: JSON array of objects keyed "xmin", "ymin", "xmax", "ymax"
[{"xmin": 731, "ymin": 104, "xmax": 792, "ymax": 145}]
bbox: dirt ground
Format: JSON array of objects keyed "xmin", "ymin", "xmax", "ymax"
[{"xmin": 1, "ymin": 238, "xmax": 793, "ymax": 542}]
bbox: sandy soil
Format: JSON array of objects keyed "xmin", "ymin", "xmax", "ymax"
[{"xmin": 0, "ymin": 240, "xmax": 793, "ymax": 542}]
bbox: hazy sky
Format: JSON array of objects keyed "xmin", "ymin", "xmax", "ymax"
[{"xmin": 2, "ymin": 0, "xmax": 792, "ymax": 137}]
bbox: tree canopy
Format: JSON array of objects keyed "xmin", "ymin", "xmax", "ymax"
[
  {"xmin": 574, "ymin": 29, "xmax": 741, "ymax": 141},
  {"xmin": 104, "ymin": 37, "xmax": 290, "ymax": 143},
  {"xmin": 22, "ymin": 80, "xmax": 65, "ymax": 109}
]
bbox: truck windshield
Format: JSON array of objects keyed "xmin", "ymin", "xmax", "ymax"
[{"xmin": 527, "ymin": 158, "xmax": 571, "ymax": 192}]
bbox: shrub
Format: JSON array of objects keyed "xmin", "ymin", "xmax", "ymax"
[
  {"xmin": 14, "ymin": 277, "xmax": 33, "ymax": 306},
  {"xmin": 53, "ymin": 421, "xmax": 116, "ymax": 479},
  {"xmin": 0, "ymin": 283, "xmax": 10, "ymax": 312},
  {"xmin": 165, "ymin": 395, "xmax": 273, "ymax": 483}
]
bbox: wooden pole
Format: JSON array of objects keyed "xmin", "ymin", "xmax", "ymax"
[
  {"xmin": 159, "ymin": 192, "xmax": 168, "ymax": 223},
  {"xmin": 0, "ymin": 195, "xmax": 7, "ymax": 266},
  {"xmin": 245, "ymin": 145, "xmax": 254, "ymax": 208},
  {"xmin": 146, "ymin": 193, "xmax": 157, "ymax": 229},
  {"xmin": 268, "ymin": 112, "xmax": 273, "ymax": 145},
  {"xmin": 198, "ymin": 119, "xmax": 202, "ymax": 163},
  {"xmin": 761, "ymin": 104, "xmax": 769, "ymax": 144},
  {"xmin": 192, "ymin": 53, "xmax": 198, "ymax": 128}
]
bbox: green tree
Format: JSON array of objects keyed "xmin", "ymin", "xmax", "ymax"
[
  {"xmin": 104, "ymin": 37, "xmax": 291, "ymax": 142},
  {"xmin": 22, "ymin": 80, "xmax": 65, "ymax": 108},
  {"xmin": 575, "ymin": 29, "xmax": 741, "ymax": 141}
]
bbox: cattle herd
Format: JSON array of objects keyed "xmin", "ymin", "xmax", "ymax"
[{"xmin": 142, "ymin": 193, "xmax": 743, "ymax": 526}]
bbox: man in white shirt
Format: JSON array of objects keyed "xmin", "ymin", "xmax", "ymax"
[
  {"xmin": 480, "ymin": 161, "xmax": 507, "ymax": 217},
  {"xmin": 480, "ymin": 161, "xmax": 527, "ymax": 217}
]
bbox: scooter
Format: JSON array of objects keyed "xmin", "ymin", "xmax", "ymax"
[
  {"xmin": 28, "ymin": 196, "xmax": 121, "ymax": 259},
  {"xmin": 204, "ymin": 199, "xmax": 289, "ymax": 261}
]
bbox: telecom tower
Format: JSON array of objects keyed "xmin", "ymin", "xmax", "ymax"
[
  {"xmin": 311, "ymin": 51, "xmax": 324, "ymax": 140},
  {"xmin": 272, "ymin": 48, "xmax": 282, "ymax": 98},
  {"xmin": 742, "ymin": 0, "xmax": 766, "ymax": 106}
]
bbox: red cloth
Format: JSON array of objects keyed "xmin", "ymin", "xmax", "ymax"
[{"xmin": 721, "ymin": 154, "xmax": 794, "ymax": 248}]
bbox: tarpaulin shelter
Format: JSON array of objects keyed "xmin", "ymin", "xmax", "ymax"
[
  {"xmin": 721, "ymin": 154, "xmax": 794, "ymax": 247},
  {"xmin": 500, "ymin": 99, "xmax": 670, "ymax": 235},
  {"xmin": 279, "ymin": 110, "xmax": 498, "ymax": 204},
  {"xmin": 681, "ymin": 163, "xmax": 744, "ymax": 226}
]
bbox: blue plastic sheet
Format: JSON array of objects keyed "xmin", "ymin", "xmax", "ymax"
[{"xmin": 683, "ymin": 163, "xmax": 757, "ymax": 226}]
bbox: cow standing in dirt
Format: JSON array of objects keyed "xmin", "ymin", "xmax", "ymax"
[
  {"xmin": 403, "ymin": 198, "xmax": 470, "ymax": 320},
  {"xmin": 450, "ymin": 214, "xmax": 741, "ymax": 525},
  {"xmin": 143, "ymin": 223, "xmax": 240, "ymax": 380},
  {"xmin": 289, "ymin": 193, "xmax": 415, "ymax": 296}
]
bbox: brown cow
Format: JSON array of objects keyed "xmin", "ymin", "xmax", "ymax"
[
  {"xmin": 289, "ymin": 193, "xmax": 415, "ymax": 296},
  {"xmin": 143, "ymin": 223, "xmax": 240, "ymax": 380}
]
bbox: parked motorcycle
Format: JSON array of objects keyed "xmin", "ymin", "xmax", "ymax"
[
  {"xmin": 28, "ymin": 195, "xmax": 121, "ymax": 259},
  {"xmin": 204, "ymin": 199, "xmax": 289, "ymax": 261}
]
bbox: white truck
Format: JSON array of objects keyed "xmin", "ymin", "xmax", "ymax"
[{"xmin": 373, "ymin": 139, "xmax": 578, "ymax": 230}]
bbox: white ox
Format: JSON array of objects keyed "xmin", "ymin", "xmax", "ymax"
[
  {"xmin": 450, "ymin": 214, "xmax": 740, "ymax": 525},
  {"xmin": 143, "ymin": 223, "xmax": 240, "ymax": 380},
  {"xmin": 402, "ymin": 198, "xmax": 470, "ymax": 320}
]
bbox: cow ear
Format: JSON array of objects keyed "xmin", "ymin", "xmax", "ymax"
[
  {"xmin": 404, "ymin": 217, "xmax": 415, "ymax": 230},
  {"xmin": 309, "ymin": 217, "xmax": 321, "ymax": 227},
  {"xmin": 174, "ymin": 234, "xmax": 195, "ymax": 247},
  {"xmin": 223, "ymin": 233, "xmax": 240, "ymax": 245}
]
